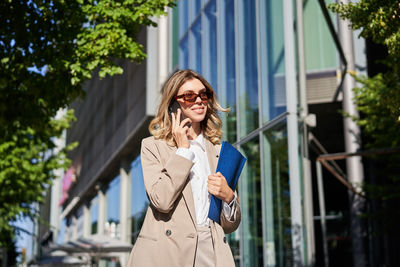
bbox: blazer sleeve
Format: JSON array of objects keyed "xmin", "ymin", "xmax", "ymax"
[
  {"xmin": 141, "ymin": 138, "xmax": 194, "ymax": 213},
  {"xmin": 220, "ymin": 197, "xmax": 241, "ymax": 234}
]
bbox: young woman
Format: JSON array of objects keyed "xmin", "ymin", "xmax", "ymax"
[{"xmin": 127, "ymin": 69, "xmax": 241, "ymax": 267}]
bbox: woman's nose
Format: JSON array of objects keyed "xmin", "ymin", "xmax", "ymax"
[{"xmin": 194, "ymin": 95, "xmax": 202, "ymax": 104}]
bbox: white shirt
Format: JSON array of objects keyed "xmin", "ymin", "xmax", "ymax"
[{"xmin": 176, "ymin": 134, "xmax": 236, "ymax": 226}]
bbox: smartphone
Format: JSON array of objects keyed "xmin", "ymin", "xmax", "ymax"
[{"xmin": 168, "ymin": 100, "xmax": 191, "ymax": 128}]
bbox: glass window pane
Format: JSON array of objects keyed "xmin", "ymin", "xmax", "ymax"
[
  {"xmin": 178, "ymin": 0, "xmax": 188, "ymax": 39},
  {"xmin": 172, "ymin": 5, "xmax": 180, "ymax": 69},
  {"xmin": 238, "ymin": 0, "xmax": 259, "ymax": 137},
  {"xmin": 190, "ymin": 0, "xmax": 202, "ymax": 22},
  {"xmin": 57, "ymin": 219, "xmax": 67, "ymax": 244},
  {"xmin": 260, "ymin": 0, "xmax": 287, "ymax": 123},
  {"xmin": 240, "ymin": 137, "xmax": 263, "ymax": 266},
  {"xmin": 219, "ymin": 0, "xmax": 237, "ymax": 143},
  {"xmin": 179, "ymin": 35, "xmax": 189, "ymax": 69},
  {"xmin": 131, "ymin": 156, "xmax": 148, "ymax": 244},
  {"xmin": 106, "ymin": 176, "xmax": 120, "ymax": 238},
  {"xmin": 90, "ymin": 196, "xmax": 98, "ymax": 234},
  {"xmin": 204, "ymin": 0, "xmax": 217, "ymax": 92},
  {"xmin": 304, "ymin": 0, "xmax": 337, "ymax": 71},
  {"xmin": 189, "ymin": 18, "xmax": 202, "ymax": 73},
  {"xmin": 262, "ymin": 120, "xmax": 293, "ymax": 265}
]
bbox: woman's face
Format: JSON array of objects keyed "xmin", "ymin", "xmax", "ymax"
[{"xmin": 176, "ymin": 78, "xmax": 209, "ymax": 124}]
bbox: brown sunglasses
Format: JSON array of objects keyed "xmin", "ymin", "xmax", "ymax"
[{"xmin": 175, "ymin": 90, "xmax": 212, "ymax": 103}]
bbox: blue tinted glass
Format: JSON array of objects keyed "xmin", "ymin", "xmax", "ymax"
[
  {"xmin": 261, "ymin": 0, "xmax": 286, "ymax": 122},
  {"xmin": 218, "ymin": 0, "xmax": 237, "ymax": 144},
  {"xmin": 240, "ymin": 137, "xmax": 263, "ymax": 266},
  {"xmin": 57, "ymin": 219, "xmax": 67, "ymax": 244},
  {"xmin": 222, "ymin": 0, "xmax": 238, "ymax": 257},
  {"xmin": 179, "ymin": 35, "xmax": 189, "ymax": 69},
  {"xmin": 190, "ymin": 18, "xmax": 202, "ymax": 73},
  {"xmin": 204, "ymin": 0, "xmax": 217, "ymax": 92},
  {"xmin": 106, "ymin": 176, "xmax": 120, "ymax": 223},
  {"xmin": 238, "ymin": 0, "xmax": 259, "ymax": 137},
  {"xmin": 178, "ymin": 0, "xmax": 188, "ymax": 38},
  {"xmin": 131, "ymin": 156, "xmax": 148, "ymax": 244},
  {"xmin": 262, "ymin": 120, "xmax": 292, "ymax": 265},
  {"xmin": 131, "ymin": 156, "xmax": 148, "ymax": 216},
  {"xmin": 191, "ymin": 0, "xmax": 202, "ymax": 22}
]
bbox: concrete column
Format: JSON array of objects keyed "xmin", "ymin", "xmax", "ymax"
[
  {"xmin": 32, "ymin": 203, "xmax": 40, "ymax": 257},
  {"xmin": 338, "ymin": 1, "xmax": 366, "ymax": 266},
  {"xmin": 146, "ymin": 14, "xmax": 169, "ymax": 117},
  {"xmin": 158, "ymin": 13, "xmax": 169, "ymax": 89},
  {"xmin": 98, "ymin": 188, "xmax": 107, "ymax": 235},
  {"xmin": 296, "ymin": 0, "xmax": 316, "ymax": 265},
  {"xmin": 146, "ymin": 18, "xmax": 160, "ymax": 117},
  {"xmin": 120, "ymin": 160, "xmax": 132, "ymax": 267},
  {"xmin": 120, "ymin": 160, "xmax": 132, "ymax": 243},
  {"xmin": 283, "ymin": 0, "xmax": 305, "ymax": 265},
  {"xmin": 50, "ymin": 177, "xmax": 62, "ymax": 243}
]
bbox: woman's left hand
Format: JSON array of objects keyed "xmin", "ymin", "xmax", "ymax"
[{"xmin": 208, "ymin": 172, "xmax": 234, "ymax": 204}]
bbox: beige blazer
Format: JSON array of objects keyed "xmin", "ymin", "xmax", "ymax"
[{"xmin": 127, "ymin": 136, "xmax": 241, "ymax": 267}]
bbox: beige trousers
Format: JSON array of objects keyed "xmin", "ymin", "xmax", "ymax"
[{"xmin": 194, "ymin": 226, "xmax": 216, "ymax": 267}]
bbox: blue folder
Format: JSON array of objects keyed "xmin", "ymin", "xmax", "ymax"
[{"xmin": 208, "ymin": 141, "xmax": 246, "ymax": 224}]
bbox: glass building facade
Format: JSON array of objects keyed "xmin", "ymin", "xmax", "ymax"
[{"xmin": 173, "ymin": 0, "xmax": 305, "ymax": 266}]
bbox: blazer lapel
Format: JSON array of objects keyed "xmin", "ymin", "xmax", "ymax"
[
  {"xmin": 182, "ymin": 181, "xmax": 197, "ymax": 226},
  {"xmin": 169, "ymin": 144, "xmax": 197, "ymax": 226}
]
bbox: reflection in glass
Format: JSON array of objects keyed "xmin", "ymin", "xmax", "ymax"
[
  {"xmin": 106, "ymin": 176, "xmax": 121, "ymax": 238},
  {"xmin": 191, "ymin": 0, "xmax": 201, "ymax": 21},
  {"xmin": 90, "ymin": 195, "xmax": 98, "ymax": 234},
  {"xmin": 240, "ymin": 137, "xmax": 263, "ymax": 266},
  {"xmin": 263, "ymin": 120, "xmax": 292, "ymax": 266},
  {"xmin": 190, "ymin": 18, "xmax": 202, "ymax": 73},
  {"xmin": 204, "ymin": 0, "xmax": 217, "ymax": 92},
  {"xmin": 220, "ymin": 0, "xmax": 237, "ymax": 144},
  {"xmin": 131, "ymin": 156, "xmax": 148, "ymax": 244},
  {"xmin": 179, "ymin": 35, "xmax": 189, "ymax": 69},
  {"xmin": 57, "ymin": 219, "xmax": 67, "ymax": 244},
  {"xmin": 238, "ymin": 0, "xmax": 259, "ymax": 137},
  {"xmin": 261, "ymin": 0, "xmax": 286, "ymax": 123},
  {"xmin": 178, "ymin": 0, "xmax": 188, "ymax": 39},
  {"xmin": 304, "ymin": 0, "xmax": 337, "ymax": 71}
]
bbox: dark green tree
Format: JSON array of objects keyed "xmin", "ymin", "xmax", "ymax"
[
  {"xmin": 329, "ymin": 0, "xmax": 400, "ymax": 149},
  {"xmin": 0, "ymin": 0, "xmax": 174, "ymax": 246},
  {"xmin": 329, "ymin": 2, "xmax": 400, "ymax": 264},
  {"xmin": 329, "ymin": 0, "xmax": 400, "ymax": 198}
]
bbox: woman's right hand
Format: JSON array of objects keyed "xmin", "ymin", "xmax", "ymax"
[{"xmin": 171, "ymin": 108, "xmax": 192, "ymax": 148}]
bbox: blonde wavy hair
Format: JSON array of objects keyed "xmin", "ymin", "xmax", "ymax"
[{"xmin": 149, "ymin": 69, "xmax": 229, "ymax": 146}]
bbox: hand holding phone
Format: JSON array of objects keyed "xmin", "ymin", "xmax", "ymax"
[
  {"xmin": 169, "ymin": 100, "xmax": 191, "ymax": 128},
  {"xmin": 169, "ymin": 100, "xmax": 192, "ymax": 148}
]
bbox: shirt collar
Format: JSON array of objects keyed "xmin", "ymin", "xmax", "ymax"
[{"xmin": 189, "ymin": 133, "xmax": 206, "ymax": 151}]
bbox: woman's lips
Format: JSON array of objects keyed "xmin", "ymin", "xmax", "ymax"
[{"xmin": 191, "ymin": 106, "xmax": 204, "ymax": 114}]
